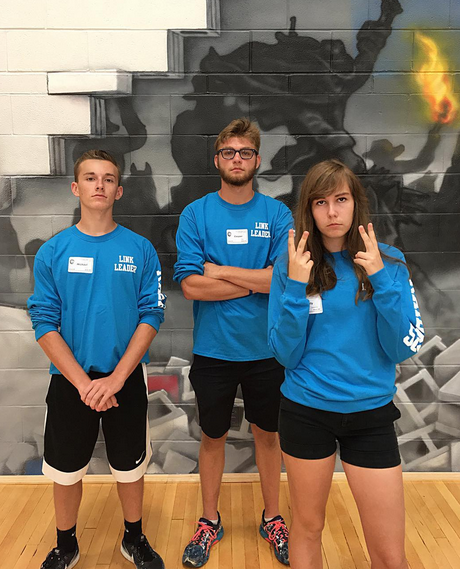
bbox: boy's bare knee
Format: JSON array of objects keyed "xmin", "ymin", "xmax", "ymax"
[
  {"xmin": 201, "ymin": 432, "xmax": 227, "ymax": 450},
  {"xmin": 370, "ymin": 548, "xmax": 407, "ymax": 569},
  {"xmin": 252, "ymin": 425, "xmax": 279, "ymax": 448}
]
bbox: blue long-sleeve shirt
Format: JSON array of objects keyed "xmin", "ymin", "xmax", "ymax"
[
  {"xmin": 268, "ymin": 245, "xmax": 424, "ymax": 412},
  {"xmin": 28, "ymin": 224, "xmax": 165, "ymax": 374},
  {"xmin": 174, "ymin": 191, "xmax": 293, "ymax": 361}
]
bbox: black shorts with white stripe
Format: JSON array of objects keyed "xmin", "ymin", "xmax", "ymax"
[{"xmin": 43, "ymin": 363, "xmax": 151, "ymax": 485}]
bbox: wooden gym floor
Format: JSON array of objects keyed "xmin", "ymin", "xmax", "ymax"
[{"xmin": 1, "ymin": 476, "xmax": 460, "ymax": 568}]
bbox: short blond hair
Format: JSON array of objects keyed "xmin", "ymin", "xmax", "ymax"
[
  {"xmin": 74, "ymin": 150, "xmax": 122, "ymax": 185},
  {"xmin": 214, "ymin": 118, "xmax": 260, "ymax": 152}
]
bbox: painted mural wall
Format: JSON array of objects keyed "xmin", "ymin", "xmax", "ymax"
[{"xmin": 1, "ymin": 0, "xmax": 460, "ymax": 475}]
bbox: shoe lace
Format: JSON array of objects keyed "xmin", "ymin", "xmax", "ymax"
[
  {"xmin": 190, "ymin": 521, "xmax": 218, "ymax": 554},
  {"xmin": 134, "ymin": 535, "xmax": 155, "ymax": 562},
  {"xmin": 266, "ymin": 519, "xmax": 289, "ymax": 551},
  {"xmin": 43, "ymin": 549, "xmax": 63, "ymax": 568}
]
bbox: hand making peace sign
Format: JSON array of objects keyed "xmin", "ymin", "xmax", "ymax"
[
  {"xmin": 353, "ymin": 223, "xmax": 384, "ymax": 276},
  {"xmin": 288, "ymin": 229, "xmax": 314, "ymax": 284}
]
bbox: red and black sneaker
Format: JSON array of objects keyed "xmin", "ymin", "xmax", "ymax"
[
  {"xmin": 259, "ymin": 510, "xmax": 289, "ymax": 565},
  {"xmin": 182, "ymin": 512, "xmax": 224, "ymax": 567}
]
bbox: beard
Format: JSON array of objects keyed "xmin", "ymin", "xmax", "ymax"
[{"xmin": 218, "ymin": 164, "xmax": 257, "ymax": 187}]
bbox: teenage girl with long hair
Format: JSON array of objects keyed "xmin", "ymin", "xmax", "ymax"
[{"xmin": 268, "ymin": 159, "xmax": 424, "ymax": 568}]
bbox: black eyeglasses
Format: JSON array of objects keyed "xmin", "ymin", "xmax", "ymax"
[{"xmin": 216, "ymin": 148, "xmax": 258, "ymax": 160}]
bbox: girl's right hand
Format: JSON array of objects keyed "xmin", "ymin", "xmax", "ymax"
[{"xmin": 288, "ymin": 229, "xmax": 314, "ymax": 284}]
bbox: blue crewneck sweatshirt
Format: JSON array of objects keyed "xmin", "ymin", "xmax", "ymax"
[
  {"xmin": 28, "ymin": 224, "xmax": 165, "ymax": 374},
  {"xmin": 268, "ymin": 245, "xmax": 424, "ymax": 412},
  {"xmin": 173, "ymin": 191, "xmax": 293, "ymax": 361}
]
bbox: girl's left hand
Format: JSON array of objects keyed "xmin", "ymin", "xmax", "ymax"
[{"xmin": 353, "ymin": 223, "xmax": 384, "ymax": 276}]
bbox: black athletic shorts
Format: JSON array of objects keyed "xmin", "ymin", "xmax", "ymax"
[
  {"xmin": 189, "ymin": 355, "xmax": 284, "ymax": 439},
  {"xmin": 279, "ymin": 396, "xmax": 401, "ymax": 469},
  {"xmin": 43, "ymin": 363, "xmax": 151, "ymax": 485}
]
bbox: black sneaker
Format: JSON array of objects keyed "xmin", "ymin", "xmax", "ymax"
[
  {"xmin": 40, "ymin": 546, "xmax": 80, "ymax": 569},
  {"xmin": 121, "ymin": 533, "xmax": 165, "ymax": 569},
  {"xmin": 182, "ymin": 512, "xmax": 224, "ymax": 567},
  {"xmin": 259, "ymin": 510, "xmax": 289, "ymax": 565}
]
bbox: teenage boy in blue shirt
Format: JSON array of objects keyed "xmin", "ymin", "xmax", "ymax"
[
  {"xmin": 28, "ymin": 150, "xmax": 166, "ymax": 569},
  {"xmin": 174, "ymin": 118, "xmax": 292, "ymax": 567}
]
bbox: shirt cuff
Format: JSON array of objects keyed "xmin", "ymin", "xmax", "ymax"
[
  {"xmin": 34, "ymin": 323, "xmax": 59, "ymax": 341},
  {"xmin": 368, "ymin": 266, "xmax": 393, "ymax": 292},
  {"xmin": 139, "ymin": 313, "xmax": 162, "ymax": 332},
  {"xmin": 173, "ymin": 268, "xmax": 204, "ymax": 283},
  {"xmin": 284, "ymin": 277, "xmax": 309, "ymax": 300}
]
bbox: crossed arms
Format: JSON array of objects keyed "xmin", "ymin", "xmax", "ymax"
[{"xmin": 181, "ymin": 263, "xmax": 273, "ymax": 301}]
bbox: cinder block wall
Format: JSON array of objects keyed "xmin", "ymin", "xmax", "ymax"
[{"xmin": 1, "ymin": 0, "xmax": 460, "ymax": 475}]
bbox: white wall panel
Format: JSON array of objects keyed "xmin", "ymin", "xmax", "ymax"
[
  {"xmin": 11, "ymin": 95, "xmax": 91, "ymax": 135},
  {"xmin": 45, "ymin": 0, "xmax": 206, "ymax": 29},
  {"xmin": 0, "ymin": 135, "xmax": 50, "ymax": 174},
  {"xmin": 0, "ymin": 96, "xmax": 13, "ymax": 135},
  {"xmin": 88, "ymin": 31, "xmax": 168, "ymax": 72},
  {"xmin": 7, "ymin": 31, "xmax": 89, "ymax": 72},
  {"xmin": 0, "ymin": 0, "xmax": 46, "ymax": 28},
  {"xmin": 0, "ymin": 33, "xmax": 7, "ymax": 71},
  {"xmin": 0, "ymin": 73, "xmax": 48, "ymax": 94},
  {"xmin": 0, "ymin": 333, "xmax": 19, "ymax": 369},
  {"xmin": 48, "ymin": 71, "xmax": 132, "ymax": 95},
  {"xmin": 17, "ymin": 331, "xmax": 50, "ymax": 369}
]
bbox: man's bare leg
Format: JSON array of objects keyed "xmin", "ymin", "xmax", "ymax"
[
  {"xmin": 199, "ymin": 432, "xmax": 227, "ymax": 520},
  {"xmin": 251, "ymin": 424, "xmax": 282, "ymax": 519},
  {"xmin": 117, "ymin": 477, "xmax": 144, "ymax": 522},
  {"xmin": 54, "ymin": 481, "xmax": 82, "ymax": 530}
]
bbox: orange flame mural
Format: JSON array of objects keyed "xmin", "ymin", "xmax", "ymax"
[{"xmin": 415, "ymin": 32, "xmax": 458, "ymax": 124}]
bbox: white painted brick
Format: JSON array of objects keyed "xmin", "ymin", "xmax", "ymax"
[
  {"xmin": 0, "ymin": 332, "xmax": 19, "ymax": 368},
  {"xmin": 0, "ymin": 305, "xmax": 31, "ymax": 332},
  {"xmin": 11, "ymin": 95, "xmax": 91, "ymax": 135},
  {"xmin": 46, "ymin": 0, "xmax": 206, "ymax": 29},
  {"xmin": 0, "ymin": 136, "xmax": 50, "ymax": 175},
  {"xmin": 48, "ymin": 71, "xmax": 131, "ymax": 95},
  {"xmin": 0, "ymin": 96, "xmax": 13, "ymax": 135},
  {"xmin": 88, "ymin": 31, "xmax": 168, "ymax": 72},
  {"xmin": 17, "ymin": 331, "xmax": 50, "ymax": 369},
  {"xmin": 0, "ymin": 33, "xmax": 7, "ymax": 71},
  {"xmin": 7, "ymin": 31, "xmax": 89, "ymax": 72},
  {"xmin": 0, "ymin": 0, "xmax": 46, "ymax": 28},
  {"xmin": 0, "ymin": 370, "xmax": 49, "ymax": 406},
  {"xmin": 147, "ymin": 0, "xmax": 206, "ymax": 28},
  {"xmin": 0, "ymin": 73, "xmax": 47, "ymax": 94},
  {"xmin": 0, "ymin": 408, "xmax": 23, "ymax": 442}
]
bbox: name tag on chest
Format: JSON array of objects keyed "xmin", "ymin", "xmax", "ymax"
[
  {"xmin": 308, "ymin": 294, "xmax": 323, "ymax": 314},
  {"xmin": 68, "ymin": 257, "xmax": 94, "ymax": 274},
  {"xmin": 226, "ymin": 229, "xmax": 248, "ymax": 245}
]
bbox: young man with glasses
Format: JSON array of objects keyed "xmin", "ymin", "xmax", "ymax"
[{"xmin": 174, "ymin": 118, "xmax": 292, "ymax": 567}]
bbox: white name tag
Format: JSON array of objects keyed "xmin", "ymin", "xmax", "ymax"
[
  {"xmin": 226, "ymin": 229, "xmax": 248, "ymax": 245},
  {"xmin": 308, "ymin": 294, "xmax": 323, "ymax": 314},
  {"xmin": 68, "ymin": 257, "xmax": 94, "ymax": 274}
]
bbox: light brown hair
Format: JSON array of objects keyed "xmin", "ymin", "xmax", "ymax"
[
  {"xmin": 214, "ymin": 117, "xmax": 261, "ymax": 151},
  {"xmin": 295, "ymin": 159, "xmax": 374, "ymax": 302},
  {"xmin": 74, "ymin": 150, "xmax": 122, "ymax": 186}
]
